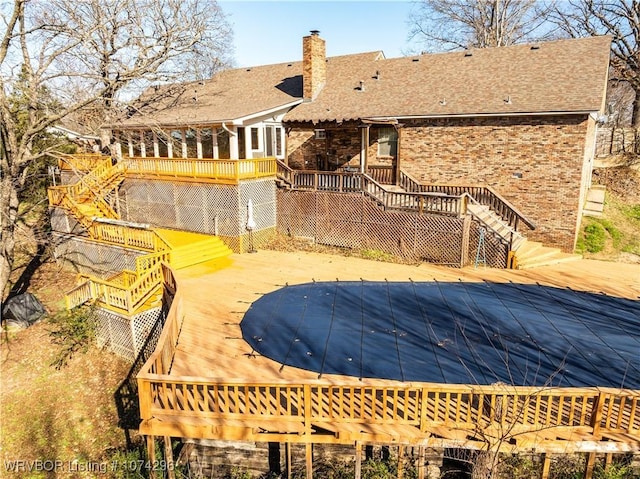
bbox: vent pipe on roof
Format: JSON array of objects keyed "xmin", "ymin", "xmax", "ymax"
[
  {"xmin": 303, "ymin": 30, "xmax": 326, "ymax": 101},
  {"xmin": 359, "ymin": 81, "xmax": 365, "ymax": 91}
]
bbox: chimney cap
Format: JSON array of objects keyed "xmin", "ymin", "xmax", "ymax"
[{"xmin": 310, "ymin": 30, "xmax": 320, "ymax": 36}]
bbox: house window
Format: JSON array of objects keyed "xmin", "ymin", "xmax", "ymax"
[
  {"xmin": 156, "ymin": 131, "xmax": 169, "ymax": 157},
  {"xmin": 314, "ymin": 129, "xmax": 326, "ymax": 140},
  {"xmin": 251, "ymin": 128, "xmax": 259, "ymax": 150},
  {"xmin": 200, "ymin": 128, "xmax": 213, "ymax": 158},
  {"xmin": 170, "ymin": 130, "xmax": 183, "ymax": 158},
  {"xmin": 378, "ymin": 127, "xmax": 398, "ymax": 157},
  {"xmin": 185, "ymin": 129, "xmax": 197, "ymax": 158}
]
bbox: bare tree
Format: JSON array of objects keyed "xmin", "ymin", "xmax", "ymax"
[
  {"xmin": 548, "ymin": 0, "xmax": 640, "ymax": 126},
  {"xmin": 407, "ymin": 0, "xmax": 556, "ymax": 52},
  {"xmin": 0, "ymin": 0, "xmax": 233, "ymax": 302}
]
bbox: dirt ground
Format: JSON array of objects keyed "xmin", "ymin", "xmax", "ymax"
[{"xmin": 0, "ymin": 260, "xmax": 132, "ymax": 476}]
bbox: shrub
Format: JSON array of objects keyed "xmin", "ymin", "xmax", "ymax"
[{"xmin": 582, "ymin": 223, "xmax": 606, "ymax": 253}]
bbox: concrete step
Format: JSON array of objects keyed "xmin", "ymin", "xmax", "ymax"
[
  {"xmin": 515, "ymin": 244, "xmax": 582, "ymax": 269},
  {"xmin": 517, "ymin": 251, "xmax": 583, "ymax": 269},
  {"xmin": 583, "ymin": 209, "xmax": 604, "ymax": 218},
  {"xmin": 513, "ymin": 240, "xmax": 543, "ymax": 259}
]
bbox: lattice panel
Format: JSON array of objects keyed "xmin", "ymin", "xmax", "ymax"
[
  {"xmin": 277, "ymin": 190, "xmax": 318, "ymax": 238},
  {"xmin": 96, "ymin": 309, "xmax": 135, "ymax": 361},
  {"xmin": 52, "ymin": 233, "xmax": 143, "ymax": 277},
  {"xmin": 202, "ymin": 185, "xmax": 238, "ymax": 235},
  {"xmin": 238, "ymin": 179, "xmax": 277, "ymax": 234},
  {"xmin": 131, "ymin": 307, "xmax": 163, "ymax": 357},
  {"xmin": 116, "ymin": 178, "xmax": 276, "ymax": 250},
  {"xmin": 277, "ymin": 190, "xmax": 479, "ymax": 266},
  {"xmin": 49, "ymin": 208, "xmax": 85, "ymax": 235},
  {"xmin": 468, "ymin": 222, "xmax": 509, "ymax": 268}
]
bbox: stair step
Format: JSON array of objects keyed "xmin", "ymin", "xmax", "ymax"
[
  {"xmin": 517, "ymin": 252, "xmax": 582, "ymax": 269},
  {"xmin": 585, "ymin": 200, "xmax": 604, "ymax": 212}
]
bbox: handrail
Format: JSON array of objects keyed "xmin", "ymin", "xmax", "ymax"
[
  {"xmin": 282, "ymin": 169, "xmax": 466, "ymax": 217},
  {"xmin": 58, "ymin": 153, "xmax": 106, "ymax": 171},
  {"xmin": 398, "ymin": 170, "xmax": 536, "ymax": 231},
  {"xmin": 123, "ymin": 156, "xmax": 277, "ymax": 182},
  {"xmin": 276, "ymin": 159, "xmax": 294, "ymax": 186},
  {"xmin": 50, "ymin": 157, "xmax": 174, "ymax": 313},
  {"xmin": 137, "ymin": 264, "xmax": 640, "ymax": 450}
]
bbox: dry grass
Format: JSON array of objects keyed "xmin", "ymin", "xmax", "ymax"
[{"xmin": 1, "ymin": 260, "xmax": 133, "ymax": 478}]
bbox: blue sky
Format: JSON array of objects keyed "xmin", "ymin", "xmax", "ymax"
[{"xmin": 219, "ymin": 1, "xmax": 418, "ymax": 67}]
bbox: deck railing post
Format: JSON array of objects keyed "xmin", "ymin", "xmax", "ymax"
[{"xmin": 591, "ymin": 391, "xmax": 606, "ymax": 439}]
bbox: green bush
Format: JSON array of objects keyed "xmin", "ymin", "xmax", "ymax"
[
  {"xmin": 624, "ymin": 204, "xmax": 640, "ymax": 220},
  {"xmin": 582, "ymin": 223, "xmax": 607, "ymax": 253}
]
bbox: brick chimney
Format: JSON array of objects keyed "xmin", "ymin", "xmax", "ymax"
[{"xmin": 303, "ymin": 30, "xmax": 326, "ymax": 101}]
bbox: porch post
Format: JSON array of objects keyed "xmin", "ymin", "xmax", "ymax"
[
  {"xmin": 360, "ymin": 125, "xmax": 370, "ymax": 173},
  {"xmin": 394, "ymin": 125, "xmax": 402, "ymax": 186},
  {"xmin": 196, "ymin": 129, "xmax": 202, "ymax": 158},
  {"xmin": 212, "ymin": 127, "xmax": 219, "ymax": 159},
  {"xmin": 227, "ymin": 125, "xmax": 239, "ymax": 159}
]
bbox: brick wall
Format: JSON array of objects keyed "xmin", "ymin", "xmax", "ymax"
[
  {"xmin": 286, "ymin": 122, "xmax": 391, "ymax": 170},
  {"xmin": 399, "ymin": 115, "xmax": 590, "ymax": 251},
  {"xmin": 285, "ymin": 115, "xmax": 590, "ymax": 251}
]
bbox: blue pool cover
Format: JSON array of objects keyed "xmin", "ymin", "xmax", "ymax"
[{"xmin": 241, "ymin": 281, "xmax": 640, "ymax": 388}]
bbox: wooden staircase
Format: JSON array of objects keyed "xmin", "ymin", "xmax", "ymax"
[{"xmin": 49, "ymin": 158, "xmax": 232, "ymax": 314}]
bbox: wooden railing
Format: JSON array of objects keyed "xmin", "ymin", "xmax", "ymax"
[
  {"xmin": 50, "ymin": 157, "xmax": 175, "ymax": 313},
  {"xmin": 278, "ymin": 167, "xmax": 466, "ymax": 217},
  {"xmin": 138, "ymin": 265, "xmax": 640, "ymax": 449},
  {"xmin": 88, "ymin": 222, "xmax": 169, "ymax": 252},
  {"xmin": 66, "ymin": 255, "xmax": 169, "ymax": 312},
  {"xmin": 366, "ymin": 165, "xmax": 394, "ymax": 185},
  {"xmin": 123, "ymin": 157, "xmax": 277, "ymax": 183},
  {"xmin": 58, "ymin": 153, "xmax": 105, "ymax": 171},
  {"xmin": 398, "ymin": 170, "xmax": 536, "ymax": 231}
]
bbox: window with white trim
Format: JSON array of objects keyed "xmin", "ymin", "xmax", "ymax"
[{"xmin": 378, "ymin": 127, "xmax": 398, "ymax": 157}]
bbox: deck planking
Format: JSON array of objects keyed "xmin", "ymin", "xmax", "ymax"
[{"xmin": 170, "ymin": 250, "xmax": 639, "ymax": 383}]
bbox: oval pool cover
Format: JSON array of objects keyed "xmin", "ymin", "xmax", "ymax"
[{"xmin": 241, "ymin": 281, "xmax": 640, "ymax": 388}]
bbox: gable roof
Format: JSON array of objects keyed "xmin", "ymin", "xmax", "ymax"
[
  {"xmin": 285, "ymin": 36, "xmax": 611, "ymax": 123},
  {"xmin": 120, "ymin": 60, "xmax": 307, "ymax": 128},
  {"xmin": 120, "ymin": 36, "xmax": 610, "ymax": 129}
]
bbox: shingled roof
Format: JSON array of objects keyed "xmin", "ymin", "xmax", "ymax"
[
  {"xmin": 120, "ymin": 60, "xmax": 306, "ymax": 128},
  {"xmin": 285, "ymin": 35, "xmax": 611, "ymax": 123},
  {"xmin": 121, "ymin": 36, "xmax": 610, "ymax": 128}
]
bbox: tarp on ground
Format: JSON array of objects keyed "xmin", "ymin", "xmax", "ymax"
[{"xmin": 2, "ymin": 293, "xmax": 46, "ymax": 329}]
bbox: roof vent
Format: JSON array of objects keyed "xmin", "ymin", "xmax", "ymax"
[
  {"xmin": 464, "ymin": 51, "xmax": 473, "ymax": 57},
  {"xmin": 439, "ymin": 98, "xmax": 447, "ymax": 106},
  {"xmin": 531, "ymin": 45, "xmax": 540, "ymax": 50},
  {"xmin": 358, "ymin": 80, "xmax": 365, "ymax": 91},
  {"xmin": 310, "ymin": 29, "xmax": 320, "ymax": 36},
  {"xmin": 287, "ymin": 63, "xmax": 292, "ymax": 67},
  {"xmin": 504, "ymin": 95, "xmax": 512, "ymax": 104},
  {"xmin": 374, "ymin": 70, "xmax": 380, "ymax": 80},
  {"xmin": 246, "ymin": 68, "xmax": 251, "ymax": 71},
  {"xmin": 412, "ymin": 57, "xmax": 420, "ymax": 62}
]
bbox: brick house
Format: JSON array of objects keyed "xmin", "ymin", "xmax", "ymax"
[
  {"xmin": 284, "ymin": 32, "xmax": 611, "ymax": 252},
  {"xmin": 114, "ymin": 32, "xmax": 611, "ymax": 254}
]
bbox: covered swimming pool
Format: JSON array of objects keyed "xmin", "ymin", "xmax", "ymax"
[{"xmin": 241, "ymin": 280, "xmax": 640, "ymax": 388}]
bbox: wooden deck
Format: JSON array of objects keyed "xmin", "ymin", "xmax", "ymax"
[{"xmin": 138, "ymin": 251, "xmax": 640, "ymax": 453}]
